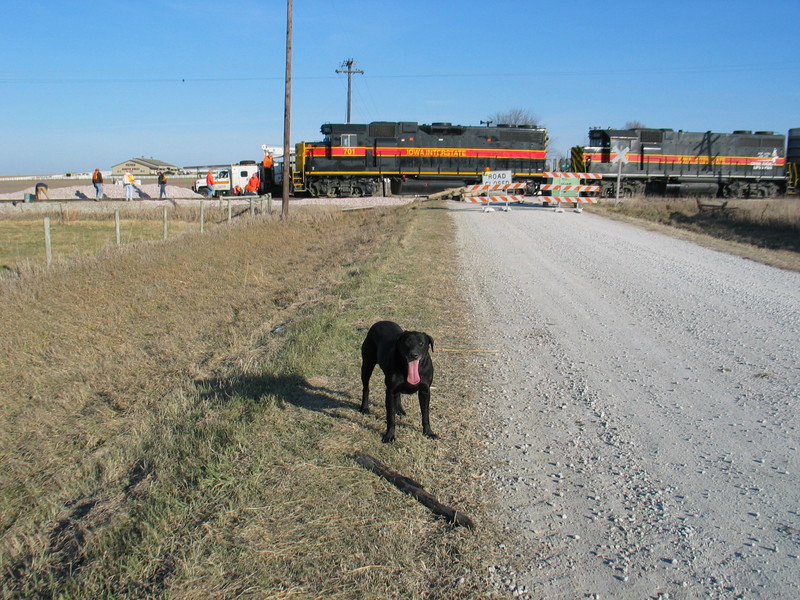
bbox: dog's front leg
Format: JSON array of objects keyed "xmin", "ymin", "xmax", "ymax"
[
  {"xmin": 418, "ymin": 387, "xmax": 437, "ymax": 439},
  {"xmin": 382, "ymin": 389, "xmax": 397, "ymax": 443}
]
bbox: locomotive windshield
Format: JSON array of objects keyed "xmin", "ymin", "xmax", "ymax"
[{"xmin": 589, "ymin": 130, "xmax": 610, "ymax": 147}]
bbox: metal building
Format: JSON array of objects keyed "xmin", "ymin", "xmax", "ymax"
[{"xmin": 111, "ymin": 157, "xmax": 179, "ymax": 177}]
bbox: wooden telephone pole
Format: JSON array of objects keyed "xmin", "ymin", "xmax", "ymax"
[
  {"xmin": 281, "ymin": 0, "xmax": 292, "ymax": 219},
  {"xmin": 335, "ymin": 59, "xmax": 363, "ymax": 124}
]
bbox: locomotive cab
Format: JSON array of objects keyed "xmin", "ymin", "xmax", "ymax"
[{"xmin": 321, "ymin": 123, "xmax": 367, "ymax": 147}]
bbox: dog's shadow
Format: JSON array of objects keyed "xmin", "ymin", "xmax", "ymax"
[{"xmin": 194, "ymin": 373, "xmax": 383, "ymax": 435}]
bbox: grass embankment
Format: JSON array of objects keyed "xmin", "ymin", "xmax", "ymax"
[
  {"xmin": 590, "ymin": 196, "xmax": 800, "ymax": 271},
  {"xmin": 0, "ymin": 203, "xmax": 509, "ymax": 599}
]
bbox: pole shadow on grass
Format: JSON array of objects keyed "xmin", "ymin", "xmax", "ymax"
[{"xmin": 194, "ymin": 373, "xmax": 384, "ymax": 436}]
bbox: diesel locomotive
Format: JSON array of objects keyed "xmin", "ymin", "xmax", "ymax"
[
  {"xmin": 571, "ymin": 127, "xmax": 789, "ymax": 198},
  {"xmin": 289, "ymin": 121, "xmax": 548, "ymax": 197}
]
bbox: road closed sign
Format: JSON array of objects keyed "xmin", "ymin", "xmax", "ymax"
[{"xmin": 482, "ymin": 170, "xmax": 512, "ymax": 185}]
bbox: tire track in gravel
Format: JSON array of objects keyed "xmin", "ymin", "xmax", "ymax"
[{"xmin": 450, "ymin": 202, "xmax": 800, "ymax": 600}]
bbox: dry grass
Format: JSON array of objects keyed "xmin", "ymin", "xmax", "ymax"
[
  {"xmin": 0, "ymin": 202, "xmax": 513, "ymax": 599},
  {"xmin": 0, "ymin": 205, "xmax": 249, "ymax": 273},
  {"xmin": 590, "ymin": 196, "xmax": 800, "ymax": 271}
]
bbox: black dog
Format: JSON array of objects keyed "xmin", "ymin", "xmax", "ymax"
[{"xmin": 360, "ymin": 321, "xmax": 435, "ymax": 443}]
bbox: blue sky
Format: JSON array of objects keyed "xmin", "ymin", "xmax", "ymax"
[{"xmin": 2, "ymin": 0, "xmax": 799, "ymax": 175}]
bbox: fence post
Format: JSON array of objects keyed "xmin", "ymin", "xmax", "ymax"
[
  {"xmin": 163, "ymin": 206, "xmax": 169, "ymax": 240},
  {"xmin": 115, "ymin": 210, "xmax": 121, "ymax": 244},
  {"xmin": 43, "ymin": 217, "xmax": 52, "ymax": 266},
  {"xmin": 200, "ymin": 200, "xmax": 205, "ymax": 233},
  {"xmin": 227, "ymin": 199, "xmax": 232, "ymax": 223},
  {"xmin": 267, "ymin": 193, "xmax": 273, "ymax": 215},
  {"xmin": 249, "ymin": 197, "xmax": 255, "ymax": 216}
]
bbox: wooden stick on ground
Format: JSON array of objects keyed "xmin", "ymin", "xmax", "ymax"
[
  {"xmin": 438, "ymin": 348, "xmax": 498, "ymax": 353},
  {"xmin": 354, "ymin": 451, "xmax": 475, "ymax": 529}
]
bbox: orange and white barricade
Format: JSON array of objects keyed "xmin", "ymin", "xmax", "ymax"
[
  {"xmin": 541, "ymin": 172, "xmax": 601, "ymax": 212},
  {"xmin": 463, "ymin": 182, "xmax": 526, "ymax": 212}
]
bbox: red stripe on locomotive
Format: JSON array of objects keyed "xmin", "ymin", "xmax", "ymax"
[{"xmin": 305, "ymin": 146, "xmax": 546, "ymax": 160}]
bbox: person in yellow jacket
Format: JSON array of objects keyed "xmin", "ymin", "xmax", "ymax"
[
  {"xmin": 123, "ymin": 169, "xmax": 136, "ymax": 201},
  {"xmin": 157, "ymin": 171, "xmax": 168, "ymax": 199}
]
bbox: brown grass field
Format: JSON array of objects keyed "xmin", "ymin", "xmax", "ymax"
[
  {"xmin": 0, "ymin": 205, "xmax": 243, "ymax": 273},
  {"xmin": 0, "ymin": 203, "xmax": 516, "ymax": 599},
  {"xmin": 1, "ymin": 195, "xmax": 797, "ymax": 598}
]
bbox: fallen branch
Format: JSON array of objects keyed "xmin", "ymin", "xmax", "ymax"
[
  {"xmin": 426, "ymin": 186, "xmax": 466, "ymax": 201},
  {"xmin": 354, "ymin": 452, "xmax": 475, "ymax": 529},
  {"xmin": 438, "ymin": 348, "xmax": 498, "ymax": 353}
]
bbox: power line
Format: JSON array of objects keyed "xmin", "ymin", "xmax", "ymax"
[{"xmin": 2, "ymin": 60, "xmax": 797, "ymax": 86}]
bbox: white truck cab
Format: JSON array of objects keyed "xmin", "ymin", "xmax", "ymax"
[{"xmin": 193, "ymin": 162, "xmax": 261, "ymax": 197}]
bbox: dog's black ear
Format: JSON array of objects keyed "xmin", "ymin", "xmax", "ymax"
[{"xmin": 427, "ymin": 334, "xmax": 434, "ymax": 351}]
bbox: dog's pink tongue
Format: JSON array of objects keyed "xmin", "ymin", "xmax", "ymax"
[{"xmin": 406, "ymin": 360, "xmax": 421, "ymax": 385}]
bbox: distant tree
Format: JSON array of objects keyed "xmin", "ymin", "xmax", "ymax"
[
  {"xmin": 487, "ymin": 108, "xmax": 540, "ymax": 127},
  {"xmin": 625, "ymin": 120, "xmax": 647, "ymax": 129}
]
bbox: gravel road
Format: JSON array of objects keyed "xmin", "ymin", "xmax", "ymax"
[{"xmin": 450, "ymin": 202, "xmax": 799, "ymax": 599}]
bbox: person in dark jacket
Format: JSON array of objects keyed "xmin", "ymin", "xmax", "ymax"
[{"xmin": 92, "ymin": 168, "xmax": 103, "ymax": 200}]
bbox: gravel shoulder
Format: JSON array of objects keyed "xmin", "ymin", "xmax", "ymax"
[{"xmin": 450, "ymin": 202, "xmax": 799, "ymax": 599}]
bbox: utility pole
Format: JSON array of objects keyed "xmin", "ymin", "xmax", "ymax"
[
  {"xmin": 281, "ymin": 0, "xmax": 292, "ymax": 219},
  {"xmin": 335, "ymin": 59, "xmax": 363, "ymax": 124}
]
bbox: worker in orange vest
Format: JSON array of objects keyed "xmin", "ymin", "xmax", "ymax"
[
  {"xmin": 206, "ymin": 170, "xmax": 216, "ymax": 197},
  {"xmin": 245, "ymin": 173, "xmax": 260, "ymax": 195}
]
